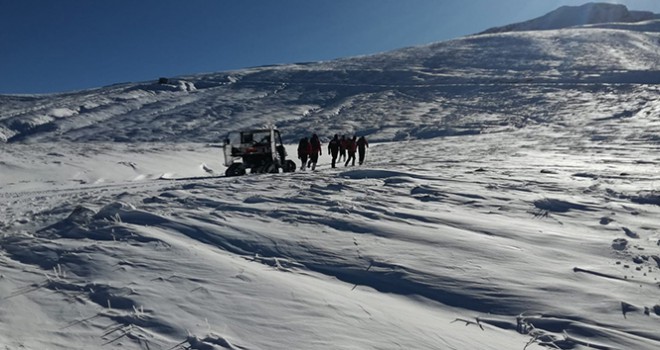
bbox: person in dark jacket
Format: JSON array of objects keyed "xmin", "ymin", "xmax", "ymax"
[
  {"xmin": 328, "ymin": 134, "xmax": 340, "ymax": 168},
  {"xmin": 297, "ymin": 137, "xmax": 311, "ymax": 171},
  {"xmin": 339, "ymin": 135, "xmax": 348, "ymax": 162},
  {"xmin": 308, "ymin": 133, "xmax": 322, "ymax": 170},
  {"xmin": 357, "ymin": 135, "xmax": 369, "ymax": 165},
  {"xmin": 344, "ymin": 135, "xmax": 357, "ymax": 167}
]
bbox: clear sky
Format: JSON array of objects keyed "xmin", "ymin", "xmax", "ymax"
[{"xmin": 2, "ymin": 0, "xmax": 659, "ymax": 94}]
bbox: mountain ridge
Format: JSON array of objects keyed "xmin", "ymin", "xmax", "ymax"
[{"xmin": 481, "ymin": 2, "xmax": 660, "ymax": 34}]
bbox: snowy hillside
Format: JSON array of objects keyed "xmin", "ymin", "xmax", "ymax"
[
  {"xmin": 2, "ymin": 5, "xmax": 660, "ymax": 350},
  {"xmin": 481, "ymin": 2, "xmax": 659, "ymax": 34},
  {"xmin": 1, "ymin": 12, "xmax": 659, "ymax": 144}
]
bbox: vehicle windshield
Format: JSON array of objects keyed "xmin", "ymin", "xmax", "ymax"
[
  {"xmin": 249, "ymin": 131, "xmax": 271, "ymax": 145},
  {"xmin": 226, "ymin": 130, "xmax": 278, "ymax": 146}
]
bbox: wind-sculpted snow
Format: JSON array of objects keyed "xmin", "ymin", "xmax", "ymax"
[{"xmin": 1, "ymin": 132, "xmax": 659, "ymax": 349}]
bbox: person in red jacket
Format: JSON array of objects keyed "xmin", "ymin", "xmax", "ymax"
[
  {"xmin": 308, "ymin": 133, "xmax": 322, "ymax": 170},
  {"xmin": 297, "ymin": 137, "xmax": 311, "ymax": 171},
  {"xmin": 339, "ymin": 135, "xmax": 348, "ymax": 162},
  {"xmin": 344, "ymin": 135, "xmax": 357, "ymax": 167}
]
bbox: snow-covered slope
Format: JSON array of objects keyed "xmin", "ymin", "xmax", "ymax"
[
  {"xmin": 1, "ymin": 7, "xmax": 660, "ymax": 350},
  {"xmin": 2, "ymin": 132, "xmax": 660, "ymax": 350},
  {"xmin": 1, "ymin": 18, "xmax": 659, "ymax": 144},
  {"xmin": 481, "ymin": 2, "xmax": 659, "ymax": 34}
]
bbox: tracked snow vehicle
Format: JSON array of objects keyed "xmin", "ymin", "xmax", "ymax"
[{"xmin": 223, "ymin": 127, "xmax": 296, "ymax": 176}]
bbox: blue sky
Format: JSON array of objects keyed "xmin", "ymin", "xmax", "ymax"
[{"xmin": 2, "ymin": 0, "xmax": 659, "ymax": 94}]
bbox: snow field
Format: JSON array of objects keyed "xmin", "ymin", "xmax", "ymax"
[{"xmin": 0, "ymin": 130, "xmax": 659, "ymax": 349}]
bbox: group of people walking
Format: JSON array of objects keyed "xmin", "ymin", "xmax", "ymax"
[{"xmin": 297, "ymin": 134, "xmax": 369, "ymax": 171}]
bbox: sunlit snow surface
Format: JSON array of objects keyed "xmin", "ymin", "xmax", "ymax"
[
  {"xmin": 1, "ymin": 129, "xmax": 659, "ymax": 349},
  {"xmin": 1, "ymin": 20, "xmax": 660, "ymax": 350}
]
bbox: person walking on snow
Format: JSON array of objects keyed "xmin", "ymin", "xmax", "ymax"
[
  {"xmin": 339, "ymin": 135, "xmax": 348, "ymax": 162},
  {"xmin": 328, "ymin": 134, "xmax": 340, "ymax": 168},
  {"xmin": 308, "ymin": 133, "xmax": 322, "ymax": 170},
  {"xmin": 357, "ymin": 135, "xmax": 369, "ymax": 165},
  {"xmin": 344, "ymin": 135, "xmax": 357, "ymax": 167},
  {"xmin": 297, "ymin": 137, "xmax": 311, "ymax": 171}
]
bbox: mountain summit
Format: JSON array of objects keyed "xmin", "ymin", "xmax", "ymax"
[{"xmin": 481, "ymin": 2, "xmax": 659, "ymax": 34}]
